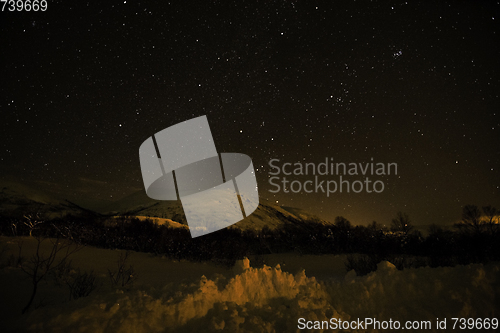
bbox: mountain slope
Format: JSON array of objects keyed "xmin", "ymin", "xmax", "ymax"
[
  {"xmin": 0, "ymin": 180, "xmax": 99, "ymax": 218},
  {"xmin": 103, "ymin": 190, "xmax": 334, "ymax": 231}
]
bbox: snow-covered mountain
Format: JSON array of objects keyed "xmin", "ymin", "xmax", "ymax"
[
  {"xmin": 101, "ymin": 189, "xmax": 334, "ymax": 231},
  {"xmin": 0, "ymin": 180, "xmax": 334, "ymax": 231},
  {"xmin": 0, "ymin": 180, "xmax": 99, "ymax": 218}
]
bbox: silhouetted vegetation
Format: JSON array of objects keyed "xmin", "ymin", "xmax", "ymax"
[
  {"xmin": 345, "ymin": 254, "xmax": 381, "ymax": 276},
  {"xmin": 108, "ymin": 251, "xmax": 136, "ymax": 289},
  {"xmin": 67, "ymin": 269, "xmax": 98, "ymax": 300},
  {"xmin": 1, "ymin": 204, "xmax": 499, "ymax": 269},
  {"xmin": 18, "ymin": 229, "xmax": 83, "ymax": 313}
]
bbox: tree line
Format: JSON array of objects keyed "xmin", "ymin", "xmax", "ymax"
[{"xmin": 0, "ymin": 204, "xmax": 498, "ymax": 267}]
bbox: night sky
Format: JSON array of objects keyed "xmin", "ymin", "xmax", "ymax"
[{"xmin": 1, "ymin": 1, "xmax": 499, "ymax": 226}]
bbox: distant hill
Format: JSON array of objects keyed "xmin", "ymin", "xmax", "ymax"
[
  {"xmin": 102, "ymin": 189, "xmax": 335, "ymax": 232},
  {"xmin": 100, "ymin": 190, "xmax": 187, "ymax": 223},
  {"xmin": 231, "ymin": 200, "xmax": 333, "ymax": 231},
  {"xmin": 0, "ymin": 180, "xmax": 99, "ymax": 218},
  {"xmin": 280, "ymin": 206, "xmax": 324, "ymax": 222},
  {"xmin": 0, "ymin": 180, "xmax": 335, "ymax": 231}
]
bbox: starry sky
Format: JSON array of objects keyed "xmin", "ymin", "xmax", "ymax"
[{"xmin": 1, "ymin": 1, "xmax": 499, "ymax": 226}]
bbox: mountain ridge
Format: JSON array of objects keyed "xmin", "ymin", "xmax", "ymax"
[
  {"xmin": 101, "ymin": 189, "xmax": 334, "ymax": 231},
  {"xmin": 0, "ymin": 181, "xmax": 334, "ymax": 231}
]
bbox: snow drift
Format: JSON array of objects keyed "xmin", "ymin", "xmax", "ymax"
[{"xmin": 26, "ymin": 259, "xmax": 499, "ymax": 333}]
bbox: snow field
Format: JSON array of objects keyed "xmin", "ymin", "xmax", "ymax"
[{"xmin": 0, "ymin": 237, "xmax": 499, "ymax": 332}]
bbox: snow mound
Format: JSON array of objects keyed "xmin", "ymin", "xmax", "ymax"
[
  {"xmin": 26, "ymin": 259, "xmax": 500, "ymax": 332},
  {"xmin": 327, "ymin": 263, "xmax": 499, "ymax": 325},
  {"xmin": 376, "ymin": 260, "xmax": 397, "ymax": 272},
  {"xmin": 28, "ymin": 260, "xmax": 343, "ymax": 332}
]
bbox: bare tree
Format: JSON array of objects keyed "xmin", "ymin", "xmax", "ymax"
[
  {"xmin": 482, "ymin": 205, "xmax": 499, "ymax": 235},
  {"xmin": 20, "ymin": 234, "xmax": 83, "ymax": 313},
  {"xmin": 335, "ymin": 216, "xmax": 352, "ymax": 231},
  {"xmin": 67, "ymin": 270, "xmax": 98, "ymax": 300},
  {"xmin": 23, "ymin": 206, "xmax": 46, "ymax": 237},
  {"xmin": 391, "ymin": 212, "xmax": 414, "ymax": 235},
  {"xmin": 10, "ymin": 218, "xmax": 20, "ymax": 236},
  {"xmin": 108, "ymin": 251, "xmax": 136, "ymax": 289},
  {"xmin": 455, "ymin": 204, "xmax": 482, "ymax": 235},
  {"xmin": 368, "ymin": 221, "xmax": 387, "ymax": 233}
]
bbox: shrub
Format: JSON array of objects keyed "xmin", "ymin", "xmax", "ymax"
[
  {"xmin": 108, "ymin": 251, "xmax": 136, "ymax": 289},
  {"xmin": 67, "ymin": 270, "xmax": 98, "ymax": 300},
  {"xmin": 345, "ymin": 254, "xmax": 381, "ymax": 276}
]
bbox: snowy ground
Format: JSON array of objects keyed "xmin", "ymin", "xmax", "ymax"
[{"xmin": 0, "ymin": 236, "xmax": 498, "ymax": 332}]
